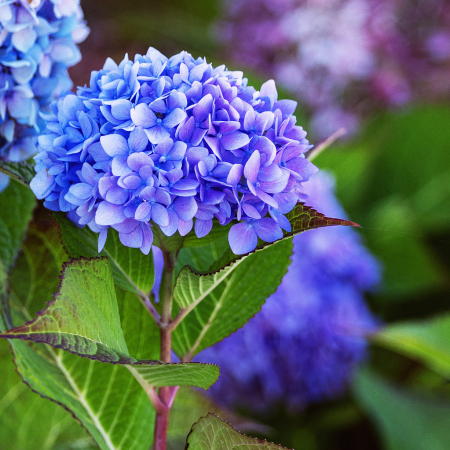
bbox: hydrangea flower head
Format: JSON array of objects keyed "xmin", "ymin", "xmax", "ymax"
[
  {"xmin": 196, "ymin": 172, "xmax": 380, "ymax": 411},
  {"xmin": 0, "ymin": 0, "xmax": 89, "ymax": 190},
  {"xmin": 30, "ymin": 48, "xmax": 318, "ymax": 255}
]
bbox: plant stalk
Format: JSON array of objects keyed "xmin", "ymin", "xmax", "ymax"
[{"xmin": 153, "ymin": 250, "xmax": 176, "ymax": 450}]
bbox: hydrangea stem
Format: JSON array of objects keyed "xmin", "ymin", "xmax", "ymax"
[{"xmin": 153, "ymin": 249, "xmax": 177, "ymax": 450}]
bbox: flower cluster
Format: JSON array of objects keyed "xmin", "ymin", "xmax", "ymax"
[
  {"xmin": 30, "ymin": 48, "xmax": 318, "ymax": 255},
  {"xmin": 215, "ymin": 0, "xmax": 450, "ymax": 138},
  {"xmin": 0, "ymin": 0, "xmax": 88, "ymax": 190},
  {"xmin": 196, "ymin": 172, "xmax": 380, "ymax": 412}
]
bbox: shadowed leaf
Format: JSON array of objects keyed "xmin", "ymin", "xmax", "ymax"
[
  {"xmin": 0, "ymin": 179, "xmax": 35, "ymax": 270},
  {"xmin": 54, "ymin": 213, "xmax": 154, "ymax": 296},
  {"xmin": 354, "ymin": 369, "xmax": 450, "ymax": 450},
  {"xmin": 374, "ymin": 314, "xmax": 450, "ymax": 378},
  {"xmin": 0, "ymin": 161, "xmax": 35, "ymax": 186},
  {"xmin": 185, "ymin": 413, "xmax": 292, "ymax": 449}
]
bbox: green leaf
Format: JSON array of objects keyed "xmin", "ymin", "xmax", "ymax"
[
  {"xmin": 129, "ymin": 363, "xmax": 219, "ymax": 390},
  {"xmin": 185, "ymin": 413, "xmax": 292, "ymax": 449},
  {"xmin": 0, "ymin": 160, "xmax": 35, "ymax": 186},
  {"xmin": 54, "ymin": 213, "xmax": 154, "ymax": 296},
  {"xmin": 5, "ymin": 226, "xmax": 157, "ymax": 450},
  {"xmin": 373, "ymin": 314, "xmax": 450, "ymax": 378},
  {"xmin": 0, "ymin": 260, "xmax": 11, "ymax": 329},
  {"xmin": 353, "ymin": 369, "xmax": 450, "ymax": 450},
  {"xmin": 4, "ymin": 256, "xmax": 219, "ymax": 387},
  {"xmin": 172, "ymin": 239, "xmax": 293, "ymax": 359},
  {"xmin": 0, "ymin": 179, "xmax": 36, "ymax": 269},
  {"xmin": 0, "ymin": 340, "xmax": 96, "ymax": 450},
  {"xmin": 2, "ymin": 257, "xmax": 137, "ymax": 364}
]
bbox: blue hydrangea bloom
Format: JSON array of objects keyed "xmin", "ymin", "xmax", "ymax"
[
  {"xmin": 196, "ymin": 172, "xmax": 381, "ymax": 412},
  {"xmin": 30, "ymin": 48, "xmax": 318, "ymax": 254},
  {"xmin": 0, "ymin": 0, "xmax": 89, "ymax": 192}
]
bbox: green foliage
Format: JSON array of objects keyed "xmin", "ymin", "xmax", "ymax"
[
  {"xmin": 0, "ymin": 339, "xmax": 96, "ymax": 450},
  {"xmin": 0, "ymin": 260, "xmax": 11, "ymax": 329},
  {"xmin": 2, "ymin": 258, "xmax": 138, "ymax": 363},
  {"xmin": 374, "ymin": 314, "xmax": 450, "ymax": 378},
  {"xmin": 0, "ymin": 160, "xmax": 35, "ymax": 186},
  {"xmin": 354, "ymin": 369, "xmax": 450, "ymax": 450},
  {"xmin": 55, "ymin": 213, "xmax": 154, "ymax": 296},
  {"xmin": 0, "ymin": 179, "xmax": 35, "ymax": 270},
  {"xmin": 316, "ymin": 105, "xmax": 450, "ymax": 298},
  {"xmin": 185, "ymin": 413, "xmax": 291, "ymax": 449},
  {"xmin": 130, "ymin": 363, "xmax": 219, "ymax": 389},
  {"xmin": 172, "ymin": 239, "xmax": 293, "ymax": 359}
]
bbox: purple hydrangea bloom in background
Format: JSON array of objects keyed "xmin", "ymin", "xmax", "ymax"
[
  {"xmin": 0, "ymin": 0, "xmax": 89, "ymax": 192},
  {"xmin": 196, "ymin": 172, "xmax": 380, "ymax": 412},
  {"xmin": 30, "ymin": 47, "xmax": 319, "ymax": 255},
  {"xmin": 215, "ymin": 0, "xmax": 450, "ymax": 138}
]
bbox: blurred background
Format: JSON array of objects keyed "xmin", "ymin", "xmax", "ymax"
[{"xmin": 2, "ymin": 0, "xmax": 450, "ymax": 449}]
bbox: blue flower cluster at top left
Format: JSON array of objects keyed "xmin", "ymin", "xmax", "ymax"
[
  {"xmin": 30, "ymin": 47, "xmax": 319, "ymax": 255},
  {"xmin": 0, "ymin": 0, "xmax": 88, "ymax": 191}
]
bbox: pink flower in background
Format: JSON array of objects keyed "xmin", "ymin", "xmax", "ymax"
[{"xmin": 216, "ymin": 0, "xmax": 450, "ymax": 138}]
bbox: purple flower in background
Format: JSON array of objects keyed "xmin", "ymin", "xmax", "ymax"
[
  {"xmin": 196, "ymin": 172, "xmax": 381, "ymax": 412},
  {"xmin": 215, "ymin": 0, "xmax": 450, "ymax": 138},
  {"xmin": 0, "ymin": 0, "xmax": 89, "ymax": 192},
  {"xmin": 31, "ymin": 48, "xmax": 319, "ymax": 255}
]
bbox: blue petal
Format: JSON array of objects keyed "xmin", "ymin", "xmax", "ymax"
[{"xmin": 228, "ymin": 222, "xmax": 258, "ymax": 255}]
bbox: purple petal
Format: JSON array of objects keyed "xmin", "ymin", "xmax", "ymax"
[
  {"xmin": 220, "ymin": 131, "xmax": 250, "ymax": 151},
  {"xmin": 242, "ymin": 203, "xmax": 261, "ymax": 219},
  {"xmin": 227, "ymin": 164, "xmax": 243, "ymax": 186},
  {"xmin": 135, "ymin": 202, "xmax": 151, "ymax": 221},
  {"xmin": 145, "ymin": 125, "xmax": 170, "ymax": 144},
  {"xmin": 96, "ymin": 201, "xmax": 126, "ymax": 225},
  {"xmin": 228, "ymin": 222, "xmax": 258, "ymax": 255},
  {"xmin": 98, "ymin": 229, "xmax": 108, "ymax": 252},
  {"xmin": 255, "ymin": 188, "xmax": 278, "ymax": 208},
  {"xmin": 154, "ymin": 188, "xmax": 171, "ymax": 206},
  {"xmin": 186, "ymin": 146, "xmax": 208, "ymax": 166},
  {"xmin": 128, "ymin": 126, "xmax": 148, "ymax": 153},
  {"xmin": 100, "ymin": 134, "xmax": 129, "ymax": 157},
  {"xmin": 173, "ymin": 196, "xmax": 197, "ymax": 221},
  {"xmin": 252, "ymin": 217, "xmax": 283, "ymax": 243},
  {"xmin": 243, "ymin": 150, "xmax": 260, "ymax": 183},
  {"xmin": 195, "ymin": 219, "xmax": 213, "ymax": 238},
  {"xmin": 151, "ymin": 203, "xmax": 169, "ymax": 226},
  {"xmin": 193, "ymin": 94, "xmax": 213, "ymax": 122},
  {"xmin": 163, "ymin": 108, "xmax": 186, "ymax": 129},
  {"xmin": 141, "ymin": 224, "xmax": 153, "ymax": 255},
  {"xmin": 191, "ymin": 127, "xmax": 208, "ymax": 146},
  {"xmin": 178, "ymin": 117, "xmax": 195, "ymax": 142},
  {"xmin": 204, "ymin": 136, "xmax": 222, "ymax": 160},
  {"xmin": 131, "ymin": 104, "xmax": 157, "ymax": 128},
  {"xmin": 112, "ymin": 155, "xmax": 131, "ymax": 176},
  {"xmin": 119, "ymin": 226, "xmax": 143, "ymax": 249},
  {"xmin": 127, "ymin": 152, "xmax": 153, "ymax": 172},
  {"xmin": 69, "ymin": 183, "xmax": 93, "ymax": 199},
  {"xmin": 178, "ymin": 219, "xmax": 193, "ymax": 236},
  {"xmin": 159, "ymin": 209, "xmax": 178, "ymax": 236},
  {"xmin": 106, "ymin": 186, "xmax": 128, "ymax": 205},
  {"xmin": 30, "ymin": 169, "xmax": 55, "ymax": 199},
  {"xmin": 111, "ymin": 99, "xmax": 132, "ymax": 120}
]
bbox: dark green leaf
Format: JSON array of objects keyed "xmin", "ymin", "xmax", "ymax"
[
  {"xmin": 0, "ymin": 179, "xmax": 35, "ymax": 269},
  {"xmin": 0, "ymin": 260, "xmax": 11, "ymax": 329},
  {"xmin": 374, "ymin": 314, "xmax": 450, "ymax": 378},
  {"xmin": 54, "ymin": 213, "xmax": 154, "ymax": 296},
  {"xmin": 354, "ymin": 369, "xmax": 450, "ymax": 450},
  {"xmin": 0, "ymin": 160, "xmax": 35, "ymax": 186},
  {"xmin": 172, "ymin": 239, "xmax": 293, "ymax": 359},
  {"xmin": 185, "ymin": 413, "xmax": 292, "ymax": 449}
]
